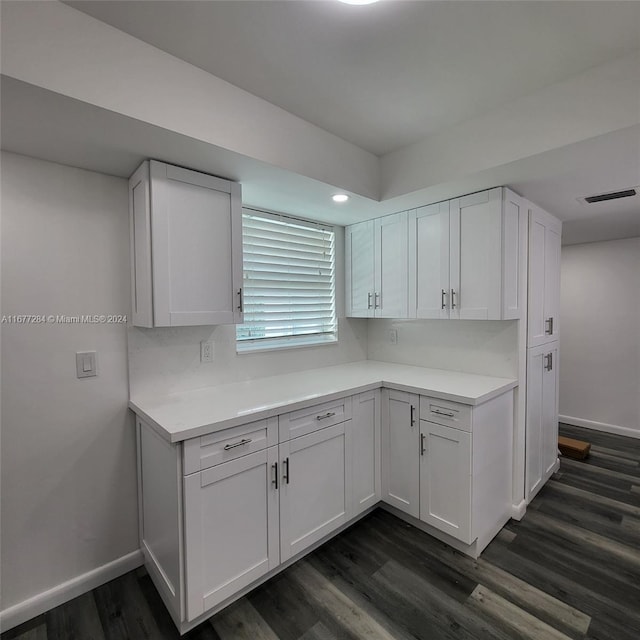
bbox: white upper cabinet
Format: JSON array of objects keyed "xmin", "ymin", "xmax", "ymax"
[
  {"xmin": 409, "ymin": 188, "xmax": 525, "ymax": 321},
  {"xmin": 528, "ymin": 205, "xmax": 562, "ymax": 347},
  {"xmin": 408, "ymin": 202, "xmax": 450, "ymax": 319},
  {"xmin": 375, "ymin": 212, "xmax": 409, "ymax": 318},
  {"xmin": 345, "ymin": 220, "xmax": 375, "ymax": 318},
  {"xmin": 129, "ymin": 160, "xmax": 243, "ymax": 328},
  {"xmin": 345, "ymin": 213, "xmax": 409, "ymax": 318}
]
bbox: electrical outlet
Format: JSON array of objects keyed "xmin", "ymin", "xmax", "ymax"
[
  {"xmin": 387, "ymin": 329, "xmax": 398, "ymax": 345},
  {"xmin": 200, "ymin": 340, "xmax": 214, "ymax": 363}
]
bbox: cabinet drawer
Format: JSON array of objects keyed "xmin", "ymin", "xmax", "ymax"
[
  {"xmin": 279, "ymin": 397, "xmax": 352, "ymax": 442},
  {"xmin": 183, "ymin": 417, "xmax": 278, "ymax": 475},
  {"xmin": 420, "ymin": 397, "xmax": 471, "ymax": 432}
]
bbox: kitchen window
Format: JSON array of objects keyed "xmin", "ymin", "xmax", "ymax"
[{"xmin": 236, "ymin": 209, "xmax": 337, "ymax": 352}]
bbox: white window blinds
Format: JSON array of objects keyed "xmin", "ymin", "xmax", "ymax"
[{"xmin": 236, "ymin": 210, "xmax": 337, "ymax": 350}]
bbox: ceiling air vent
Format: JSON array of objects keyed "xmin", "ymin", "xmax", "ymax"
[{"xmin": 583, "ymin": 189, "xmax": 637, "ymax": 204}]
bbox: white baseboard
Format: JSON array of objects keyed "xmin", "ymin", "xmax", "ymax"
[
  {"xmin": 559, "ymin": 415, "xmax": 640, "ymax": 440},
  {"xmin": 0, "ymin": 549, "xmax": 144, "ymax": 633},
  {"xmin": 511, "ymin": 499, "xmax": 527, "ymax": 521}
]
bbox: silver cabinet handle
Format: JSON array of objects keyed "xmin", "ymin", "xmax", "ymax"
[
  {"xmin": 272, "ymin": 462, "xmax": 278, "ymax": 489},
  {"xmin": 316, "ymin": 411, "xmax": 336, "ymax": 421},
  {"xmin": 441, "ymin": 289, "xmax": 447, "ymax": 310},
  {"xmin": 367, "ymin": 292, "xmax": 373, "ymax": 309},
  {"xmin": 283, "ymin": 457, "xmax": 290, "ymax": 484},
  {"xmin": 374, "ymin": 292, "xmax": 380, "ymax": 309},
  {"xmin": 420, "ymin": 433, "xmax": 426, "ymax": 456},
  {"xmin": 451, "ymin": 289, "xmax": 457, "ymax": 309},
  {"xmin": 545, "ymin": 317, "xmax": 554, "ymax": 335},
  {"xmin": 237, "ymin": 288, "xmax": 244, "ymax": 312},
  {"xmin": 545, "ymin": 352, "xmax": 553, "ymax": 372},
  {"xmin": 223, "ymin": 437, "xmax": 252, "ymax": 451},
  {"xmin": 433, "ymin": 409, "xmax": 455, "ymax": 418},
  {"xmin": 410, "ymin": 405, "xmax": 416, "ymax": 426}
]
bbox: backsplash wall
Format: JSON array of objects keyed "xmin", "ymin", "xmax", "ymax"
[
  {"xmin": 128, "ymin": 317, "xmax": 367, "ymax": 398},
  {"xmin": 367, "ymin": 318, "xmax": 519, "ymax": 379}
]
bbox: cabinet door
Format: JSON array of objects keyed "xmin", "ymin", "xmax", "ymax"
[
  {"xmin": 419, "ymin": 421, "xmax": 473, "ymax": 543},
  {"xmin": 184, "ymin": 447, "xmax": 279, "ymax": 621},
  {"xmin": 345, "ymin": 221, "xmax": 375, "ymax": 317},
  {"xmin": 528, "ymin": 206, "xmax": 562, "ymax": 347},
  {"xmin": 526, "ymin": 342, "xmax": 559, "ymax": 501},
  {"xmin": 544, "ymin": 225, "xmax": 562, "ymax": 341},
  {"xmin": 129, "ymin": 162, "xmax": 153, "ymax": 328},
  {"xmin": 150, "ymin": 161, "xmax": 243, "ymax": 327},
  {"xmin": 409, "ymin": 202, "xmax": 450, "ymax": 319},
  {"xmin": 381, "ymin": 390, "xmax": 419, "ymax": 518},
  {"xmin": 351, "ymin": 391, "xmax": 381, "ymax": 516},
  {"xmin": 374, "ymin": 212, "xmax": 409, "ymax": 318},
  {"xmin": 542, "ymin": 343, "xmax": 560, "ymax": 479},
  {"xmin": 279, "ymin": 423, "xmax": 349, "ymax": 562},
  {"xmin": 450, "ymin": 189, "xmax": 503, "ymax": 320}
]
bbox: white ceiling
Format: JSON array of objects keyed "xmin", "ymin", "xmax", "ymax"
[
  {"xmin": 3, "ymin": 0, "xmax": 639, "ymax": 245},
  {"xmin": 65, "ymin": 0, "xmax": 640, "ymax": 155}
]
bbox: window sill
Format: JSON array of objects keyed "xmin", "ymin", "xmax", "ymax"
[{"xmin": 236, "ymin": 334, "xmax": 338, "ymax": 355}]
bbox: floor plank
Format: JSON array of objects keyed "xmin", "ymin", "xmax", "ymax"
[
  {"xmin": 467, "ymin": 585, "xmax": 574, "ymax": 640},
  {"xmin": 45, "ymin": 592, "xmax": 105, "ymax": 640},
  {"xmin": 211, "ymin": 600, "xmax": 279, "ymax": 640}
]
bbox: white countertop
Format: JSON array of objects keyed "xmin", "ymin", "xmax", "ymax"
[{"xmin": 130, "ymin": 361, "xmax": 517, "ymax": 443}]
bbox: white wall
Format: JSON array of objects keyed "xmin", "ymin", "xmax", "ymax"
[
  {"xmin": 128, "ymin": 226, "xmax": 368, "ymax": 398},
  {"xmin": 0, "ymin": 153, "xmax": 138, "ymax": 613},
  {"xmin": 559, "ymin": 237, "xmax": 640, "ymax": 437},
  {"xmin": 367, "ymin": 319, "xmax": 519, "ymax": 379}
]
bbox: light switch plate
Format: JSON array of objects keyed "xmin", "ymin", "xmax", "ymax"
[{"xmin": 76, "ymin": 351, "xmax": 97, "ymax": 378}]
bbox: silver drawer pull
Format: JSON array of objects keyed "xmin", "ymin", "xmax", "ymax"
[
  {"xmin": 223, "ymin": 438, "xmax": 252, "ymax": 451},
  {"xmin": 545, "ymin": 317, "xmax": 554, "ymax": 335},
  {"xmin": 316, "ymin": 412, "xmax": 336, "ymax": 421},
  {"xmin": 433, "ymin": 409, "xmax": 455, "ymax": 418}
]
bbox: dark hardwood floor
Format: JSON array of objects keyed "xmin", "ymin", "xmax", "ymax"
[{"xmin": 4, "ymin": 424, "xmax": 639, "ymax": 640}]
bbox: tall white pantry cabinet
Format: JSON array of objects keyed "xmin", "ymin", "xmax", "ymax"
[
  {"xmin": 344, "ymin": 186, "xmax": 563, "ymax": 507},
  {"xmin": 525, "ymin": 207, "xmax": 562, "ymax": 502}
]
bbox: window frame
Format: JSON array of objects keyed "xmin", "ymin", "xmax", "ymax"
[{"xmin": 236, "ymin": 208, "xmax": 338, "ymax": 354}]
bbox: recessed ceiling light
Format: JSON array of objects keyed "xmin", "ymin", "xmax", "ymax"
[
  {"xmin": 338, "ymin": 0, "xmax": 380, "ymax": 5},
  {"xmin": 332, "ymin": 194, "xmax": 349, "ymax": 203}
]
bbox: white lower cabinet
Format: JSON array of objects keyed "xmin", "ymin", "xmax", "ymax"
[
  {"xmin": 526, "ymin": 341, "xmax": 559, "ymax": 501},
  {"xmin": 382, "ymin": 390, "xmax": 420, "ymax": 518},
  {"xmin": 419, "ymin": 421, "xmax": 472, "ymax": 543},
  {"xmin": 279, "ymin": 422, "xmax": 350, "ymax": 562},
  {"xmin": 381, "ymin": 391, "xmax": 513, "ymax": 549},
  {"xmin": 183, "ymin": 447, "xmax": 280, "ymax": 621},
  {"xmin": 137, "ymin": 385, "xmax": 513, "ymax": 632},
  {"xmin": 351, "ymin": 391, "xmax": 382, "ymax": 515}
]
